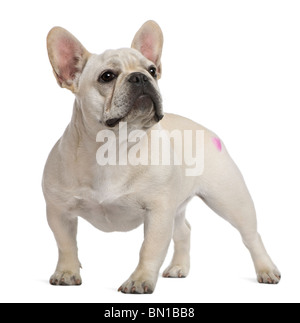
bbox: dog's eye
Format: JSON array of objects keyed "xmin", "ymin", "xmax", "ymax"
[
  {"xmin": 99, "ymin": 70, "xmax": 117, "ymax": 83},
  {"xmin": 148, "ymin": 66, "xmax": 157, "ymax": 78}
]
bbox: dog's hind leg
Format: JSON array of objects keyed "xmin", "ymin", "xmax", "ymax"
[
  {"xmin": 163, "ymin": 206, "xmax": 191, "ymax": 278},
  {"xmin": 197, "ymin": 137, "xmax": 281, "ymax": 284}
]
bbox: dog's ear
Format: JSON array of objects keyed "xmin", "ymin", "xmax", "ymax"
[
  {"xmin": 47, "ymin": 27, "xmax": 90, "ymax": 92},
  {"xmin": 131, "ymin": 20, "xmax": 163, "ymax": 79}
]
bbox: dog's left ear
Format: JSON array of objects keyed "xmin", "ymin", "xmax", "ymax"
[
  {"xmin": 131, "ymin": 20, "xmax": 163, "ymax": 79},
  {"xmin": 47, "ymin": 27, "xmax": 90, "ymax": 92}
]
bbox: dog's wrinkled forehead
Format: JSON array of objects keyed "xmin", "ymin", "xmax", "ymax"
[
  {"xmin": 87, "ymin": 48, "xmax": 152, "ymax": 78},
  {"xmin": 103, "ymin": 48, "xmax": 151, "ymax": 70}
]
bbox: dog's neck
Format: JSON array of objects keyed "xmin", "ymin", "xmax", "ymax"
[{"xmin": 67, "ymin": 98, "xmax": 154, "ymax": 159}]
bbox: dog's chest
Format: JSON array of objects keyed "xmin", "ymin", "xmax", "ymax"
[{"xmin": 71, "ymin": 178, "xmax": 146, "ymax": 233}]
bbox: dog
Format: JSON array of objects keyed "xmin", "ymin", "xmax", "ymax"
[{"xmin": 43, "ymin": 20, "xmax": 281, "ymax": 293}]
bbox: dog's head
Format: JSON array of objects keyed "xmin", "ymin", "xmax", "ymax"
[{"xmin": 47, "ymin": 21, "xmax": 164, "ymax": 131}]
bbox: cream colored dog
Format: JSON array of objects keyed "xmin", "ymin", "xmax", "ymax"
[{"xmin": 43, "ymin": 21, "xmax": 281, "ymax": 293}]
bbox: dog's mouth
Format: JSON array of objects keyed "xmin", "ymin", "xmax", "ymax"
[
  {"xmin": 133, "ymin": 94, "xmax": 153, "ymax": 111},
  {"xmin": 105, "ymin": 117, "xmax": 124, "ymax": 128},
  {"xmin": 105, "ymin": 94, "xmax": 163, "ymax": 128}
]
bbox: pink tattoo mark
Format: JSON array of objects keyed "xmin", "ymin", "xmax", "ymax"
[{"xmin": 212, "ymin": 137, "xmax": 222, "ymax": 152}]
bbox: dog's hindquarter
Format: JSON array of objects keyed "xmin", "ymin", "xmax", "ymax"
[{"xmin": 159, "ymin": 113, "xmax": 223, "ymax": 195}]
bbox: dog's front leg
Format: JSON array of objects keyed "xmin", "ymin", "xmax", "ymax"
[
  {"xmin": 119, "ymin": 206, "xmax": 174, "ymax": 294},
  {"xmin": 47, "ymin": 204, "xmax": 82, "ymax": 286}
]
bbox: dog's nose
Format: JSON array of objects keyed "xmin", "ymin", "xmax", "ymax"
[{"xmin": 128, "ymin": 72, "xmax": 148, "ymax": 85}]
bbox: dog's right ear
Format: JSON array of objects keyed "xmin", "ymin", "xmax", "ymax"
[
  {"xmin": 47, "ymin": 27, "xmax": 90, "ymax": 92},
  {"xmin": 131, "ymin": 21, "xmax": 164, "ymax": 79}
]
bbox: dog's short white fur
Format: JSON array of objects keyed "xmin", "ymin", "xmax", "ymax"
[{"xmin": 43, "ymin": 21, "xmax": 280, "ymax": 293}]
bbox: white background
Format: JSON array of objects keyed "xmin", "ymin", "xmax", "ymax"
[{"xmin": 0, "ymin": 0, "xmax": 299, "ymax": 303}]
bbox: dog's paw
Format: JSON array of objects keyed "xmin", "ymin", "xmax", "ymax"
[
  {"xmin": 257, "ymin": 268, "xmax": 281, "ymax": 284},
  {"xmin": 163, "ymin": 264, "xmax": 189, "ymax": 278},
  {"xmin": 50, "ymin": 271, "xmax": 82, "ymax": 286},
  {"xmin": 118, "ymin": 278, "xmax": 155, "ymax": 294}
]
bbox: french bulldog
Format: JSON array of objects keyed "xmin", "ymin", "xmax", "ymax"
[{"xmin": 43, "ymin": 20, "xmax": 281, "ymax": 293}]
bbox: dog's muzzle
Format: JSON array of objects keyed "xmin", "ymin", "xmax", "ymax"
[
  {"xmin": 128, "ymin": 72, "xmax": 149, "ymax": 86},
  {"xmin": 105, "ymin": 72, "xmax": 163, "ymax": 128}
]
